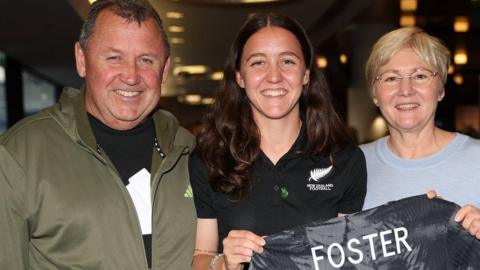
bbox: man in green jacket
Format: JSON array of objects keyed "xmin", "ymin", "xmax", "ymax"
[{"xmin": 0, "ymin": 0, "xmax": 196, "ymax": 269}]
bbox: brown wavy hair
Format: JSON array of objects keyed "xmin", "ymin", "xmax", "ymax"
[{"xmin": 198, "ymin": 13, "xmax": 350, "ymax": 200}]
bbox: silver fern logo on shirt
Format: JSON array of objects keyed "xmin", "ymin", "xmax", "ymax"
[{"xmin": 307, "ymin": 165, "xmax": 334, "ymax": 191}]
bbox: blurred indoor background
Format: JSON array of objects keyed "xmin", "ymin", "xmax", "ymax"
[{"xmin": 0, "ymin": 0, "xmax": 479, "ymax": 143}]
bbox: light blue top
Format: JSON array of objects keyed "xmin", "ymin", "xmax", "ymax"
[{"xmin": 360, "ymin": 133, "xmax": 480, "ymax": 210}]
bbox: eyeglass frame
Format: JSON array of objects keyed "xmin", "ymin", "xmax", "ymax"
[{"xmin": 374, "ymin": 68, "xmax": 439, "ymax": 90}]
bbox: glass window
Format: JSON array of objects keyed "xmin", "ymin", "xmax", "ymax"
[
  {"xmin": 22, "ymin": 70, "xmax": 56, "ymax": 116},
  {"xmin": 0, "ymin": 52, "xmax": 6, "ymax": 134}
]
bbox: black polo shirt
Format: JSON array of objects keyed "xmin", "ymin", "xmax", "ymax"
[{"xmin": 189, "ymin": 124, "xmax": 367, "ymax": 252}]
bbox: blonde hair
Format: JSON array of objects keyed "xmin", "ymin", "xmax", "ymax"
[{"xmin": 365, "ymin": 27, "xmax": 450, "ymax": 96}]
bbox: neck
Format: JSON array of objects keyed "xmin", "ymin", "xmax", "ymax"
[
  {"xmin": 256, "ymin": 112, "xmax": 302, "ymax": 165},
  {"xmin": 387, "ymin": 126, "xmax": 455, "ymax": 159}
]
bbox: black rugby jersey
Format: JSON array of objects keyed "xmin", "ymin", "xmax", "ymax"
[{"xmin": 250, "ymin": 195, "xmax": 480, "ymax": 270}]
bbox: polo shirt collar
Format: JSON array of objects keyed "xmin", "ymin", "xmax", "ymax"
[
  {"xmin": 282, "ymin": 119, "xmax": 308, "ymax": 160},
  {"xmin": 258, "ymin": 119, "xmax": 307, "ymax": 166}
]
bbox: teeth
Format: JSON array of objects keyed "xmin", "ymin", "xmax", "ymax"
[
  {"xmin": 396, "ymin": 103, "xmax": 418, "ymax": 110},
  {"xmin": 261, "ymin": 89, "xmax": 287, "ymax": 97},
  {"xmin": 114, "ymin": 90, "xmax": 140, "ymax": 97}
]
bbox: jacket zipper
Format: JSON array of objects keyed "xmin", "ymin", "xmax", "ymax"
[
  {"xmin": 150, "ymin": 145, "xmax": 190, "ymax": 269},
  {"xmin": 76, "ymin": 139, "xmax": 150, "ymax": 270}
]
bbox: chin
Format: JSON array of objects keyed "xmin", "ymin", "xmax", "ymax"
[
  {"xmin": 265, "ymin": 113, "xmax": 291, "ymax": 120},
  {"xmin": 112, "ymin": 113, "xmax": 143, "ymax": 124},
  {"xmin": 395, "ymin": 124, "xmax": 422, "ymax": 132}
]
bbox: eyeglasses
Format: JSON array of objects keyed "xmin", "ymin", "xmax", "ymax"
[{"xmin": 375, "ymin": 69, "xmax": 438, "ymax": 91}]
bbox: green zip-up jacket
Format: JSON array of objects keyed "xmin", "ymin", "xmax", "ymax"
[{"xmin": 0, "ymin": 87, "xmax": 196, "ymax": 269}]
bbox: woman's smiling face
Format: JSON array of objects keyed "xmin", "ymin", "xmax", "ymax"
[
  {"xmin": 373, "ymin": 48, "xmax": 444, "ymax": 134},
  {"xmin": 235, "ymin": 26, "xmax": 309, "ymax": 122}
]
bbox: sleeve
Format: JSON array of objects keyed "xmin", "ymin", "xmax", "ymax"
[
  {"xmin": 337, "ymin": 145, "xmax": 367, "ymax": 214},
  {"xmin": 188, "ymin": 152, "xmax": 217, "ymax": 218},
  {"xmin": 0, "ymin": 146, "xmax": 29, "ymax": 269}
]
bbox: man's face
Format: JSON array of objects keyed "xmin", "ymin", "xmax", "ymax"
[{"xmin": 75, "ymin": 9, "xmax": 170, "ymax": 130}]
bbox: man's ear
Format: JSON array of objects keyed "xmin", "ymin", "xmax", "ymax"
[
  {"xmin": 74, "ymin": 42, "xmax": 86, "ymax": 78},
  {"xmin": 161, "ymin": 56, "xmax": 171, "ymax": 84},
  {"xmin": 235, "ymin": 71, "xmax": 245, "ymax": 88}
]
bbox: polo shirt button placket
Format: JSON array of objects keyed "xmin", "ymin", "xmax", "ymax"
[{"xmin": 271, "ymin": 167, "xmax": 285, "ymax": 205}]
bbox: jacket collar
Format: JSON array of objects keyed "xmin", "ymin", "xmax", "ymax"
[{"xmin": 54, "ymin": 86, "xmax": 194, "ymax": 155}]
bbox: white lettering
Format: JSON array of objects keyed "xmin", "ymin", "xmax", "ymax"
[
  {"xmin": 310, "ymin": 227, "xmax": 413, "ymax": 268},
  {"xmin": 347, "ymin": 238, "xmax": 363, "ymax": 264},
  {"xmin": 379, "ymin": 230, "xmax": 395, "ymax": 257},
  {"xmin": 362, "ymin": 232, "xmax": 379, "ymax": 260},
  {"xmin": 394, "ymin": 227, "xmax": 412, "ymax": 253},
  {"xmin": 311, "ymin": 245, "xmax": 324, "ymax": 270},
  {"xmin": 327, "ymin": 243, "xmax": 345, "ymax": 268},
  {"xmin": 307, "ymin": 183, "xmax": 334, "ymax": 191}
]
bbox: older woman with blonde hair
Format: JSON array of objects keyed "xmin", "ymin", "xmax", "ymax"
[{"xmin": 361, "ymin": 27, "xmax": 480, "ymax": 239}]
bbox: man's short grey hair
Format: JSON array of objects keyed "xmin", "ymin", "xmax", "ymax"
[{"xmin": 79, "ymin": 0, "xmax": 170, "ymax": 56}]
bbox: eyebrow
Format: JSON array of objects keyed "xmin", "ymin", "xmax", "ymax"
[
  {"xmin": 245, "ymin": 51, "xmax": 302, "ymax": 62},
  {"xmin": 104, "ymin": 47, "xmax": 161, "ymax": 59},
  {"xmin": 379, "ymin": 67, "xmax": 430, "ymax": 74},
  {"xmin": 103, "ymin": 47, "xmax": 122, "ymax": 54}
]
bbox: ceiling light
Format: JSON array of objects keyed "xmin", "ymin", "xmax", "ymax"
[
  {"xmin": 0, "ymin": 66, "xmax": 5, "ymax": 83},
  {"xmin": 316, "ymin": 56, "xmax": 327, "ymax": 69},
  {"xmin": 448, "ymin": 65, "xmax": 455, "ymax": 75},
  {"xmin": 240, "ymin": 0, "xmax": 282, "ymax": 2},
  {"xmin": 166, "ymin": 11, "xmax": 184, "ymax": 19},
  {"xmin": 453, "ymin": 74, "xmax": 464, "ymax": 85},
  {"xmin": 88, "ymin": 0, "xmax": 97, "ymax": 4},
  {"xmin": 400, "ymin": 15, "xmax": 416, "ymax": 27},
  {"xmin": 184, "ymin": 94, "xmax": 202, "ymax": 104},
  {"xmin": 371, "ymin": 115, "xmax": 388, "ymax": 140},
  {"xmin": 177, "ymin": 95, "xmax": 216, "ymax": 105},
  {"xmin": 201, "ymin": 97, "xmax": 216, "ymax": 105},
  {"xmin": 400, "ymin": 0, "xmax": 417, "ymax": 11},
  {"xmin": 166, "ymin": 0, "xmax": 291, "ymax": 3},
  {"xmin": 454, "ymin": 16, "xmax": 469, "ymax": 32},
  {"xmin": 177, "ymin": 94, "xmax": 202, "ymax": 105},
  {"xmin": 173, "ymin": 65, "xmax": 209, "ymax": 76},
  {"xmin": 168, "ymin": 26, "xmax": 185, "ymax": 33},
  {"xmin": 171, "ymin": 37, "xmax": 185, "ymax": 44},
  {"xmin": 210, "ymin": 71, "xmax": 224, "ymax": 81},
  {"xmin": 454, "ymin": 49, "xmax": 468, "ymax": 65},
  {"xmin": 339, "ymin": 54, "xmax": 348, "ymax": 64}
]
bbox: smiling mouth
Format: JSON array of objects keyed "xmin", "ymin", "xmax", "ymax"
[
  {"xmin": 261, "ymin": 89, "xmax": 287, "ymax": 97},
  {"xmin": 113, "ymin": 89, "xmax": 141, "ymax": 97},
  {"xmin": 395, "ymin": 103, "xmax": 419, "ymax": 110}
]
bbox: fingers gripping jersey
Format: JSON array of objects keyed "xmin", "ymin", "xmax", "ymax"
[{"xmin": 250, "ymin": 195, "xmax": 480, "ymax": 270}]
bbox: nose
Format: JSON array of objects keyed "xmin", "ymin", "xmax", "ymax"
[
  {"xmin": 266, "ymin": 64, "xmax": 282, "ymax": 83},
  {"xmin": 398, "ymin": 76, "xmax": 414, "ymax": 96},
  {"xmin": 120, "ymin": 60, "xmax": 140, "ymax": 86}
]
